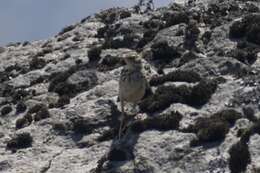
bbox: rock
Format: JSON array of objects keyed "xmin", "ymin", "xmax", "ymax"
[
  {"xmin": 139, "ymin": 85, "xmax": 192, "ymax": 113},
  {"xmin": 1, "ymin": 105, "xmax": 12, "ymax": 116},
  {"xmin": 71, "ymin": 99, "xmax": 120, "ymax": 135},
  {"xmin": 29, "ymin": 56, "xmax": 46, "ymax": 70},
  {"xmin": 229, "ymin": 141, "xmax": 251, "ymax": 173},
  {"xmin": 16, "ymin": 101, "xmax": 27, "ymax": 114},
  {"xmin": 230, "ymin": 14, "xmax": 260, "ymax": 45},
  {"xmin": 6, "ymin": 132, "xmax": 33, "ymax": 150},
  {"xmin": 247, "ymin": 134, "xmax": 260, "ymax": 173},
  {"xmin": 88, "ymin": 46, "xmax": 102, "ymax": 62},
  {"xmin": 34, "ymin": 105, "xmax": 50, "ymax": 121},
  {"xmin": 163, "ymin": 11, "xmax": 189, "ymax": 27},
  {"xmin": 0, "ymin": 47, "xmax": 5, "ymax": 54},
  {"xmin": 130, "ymin": 111, "xmax": 183, "ymax": 133},
  {"xmin": 58, "ymin": 24, "xmax": 76, "ymax": 35},
  {"xmin": 15, "ymin": 114, "xmax": 33, "ymax": 129},
  {"xmin": 243, "ymin": 106, "xmax": 257, "ymax": 122},
  {"xmin": 150, "ymin": 40, "xmax": 181, "ymax": 65},
  {"xmin": 54, "ymin": 95, "xmax": 70, "ymax": 108},
  {"xmin": 0, "ymin": 160, "xmax": 12, "ymax": 172},
  {"xmin": 1, "ymin": 1, "xmax": 260, "ymax": 172},
  {"xmin": 52, "ymin": 120, "xmax": 70, "ymax": 133},
  {"xmin": 149, "ymin": 70, "xmax": 201, "ymax": 86},
  {"xmin": 108, "ymin": 148, "xmax": 128, "ymax": 161},
  {"xmin": 187, "ymin": 109, "xmax": 242, "ymax": 145},
  {"xmin": 96, "ymin": 8, "xmax": 131, "ymax": 24},
  {"xmin": 98, "ymin": 49, "xmax": 131, "ymax": 71}
]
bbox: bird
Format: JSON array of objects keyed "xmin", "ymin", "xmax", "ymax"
[{"xmin": 118, "ymin": 52, "xmax": 147, "ymax": 139}]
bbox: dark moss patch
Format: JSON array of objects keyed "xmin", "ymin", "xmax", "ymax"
[
  {"xmin": 22, "ymin": 41, "xmax": 30, "ymax": 46},
  {"xmin": 97, "ymin": 55, "xmax": 124, "ymax": 72},
  {"xmin": 189, "ymin": 79, "xmax": 218, "ymax": 106},
  {"xmin": 178, "ymin": 51, "xmax": 201, "ymax": 67},
  {"xmin": 58, "ymin": 25, "xmax": 76, "ymax": 35},
  {"xmin": 6, "ymin": 132, "xmax": 33, "ymax": 151},
  {"xmin": 242, "ymin": 106, "xmax": 257, "ymax": 122},
  {"xmin": 12, "ymin": 89, "xmax": 30, "ymax": 103},
  {"xmin": 189, "ymin": 117, "xmax": 229, "ymax": 145},
  {"xmin": 143, "ymin": 19, "xmax": 165, "ymax": 31},
  {"xmin": 149, "ymin": 70, "xmax": 201, "ymax": 86},
  {"xmin": 80, "ymin": 16, "xmax": 91, "ymax": 23},
  {"xmin": 108, "ymin": 148, "xmax": 127, "ymax": 161},
  {"xmin": 131, "ymin": 111, "xmax": 182, "ymax": 133},
  {"xmin": 60, "ymin": 53, "xmax": 71, "ymax": 60},
  {"xmin": 140, "ymin": 79, "xmax": 217, "ymax": 113},
  {"xmin": 139, "ymin": 85, "xmax": 192, "ymax": 113},
  {"xmin": 88, "ymin": 46, "xmax": 102, "ymax": 62},
  {"xmin": 15, "ymin": 114, "xmax": 33, "ymax": 129},
  {"xmin": 201, "ymin": 30, "xmax": 212, "ymax": 45},
  {"xmin": 211, "ymin": 109, "xmax": 242, "ymax": 125},
  {"xmin": 240, "ymin": 120, "xmax": 260, "ymax": 143},
  {"xmin": 228, "ymin": 47, "xmax": 258, "ymax": 65},
  {"xmin": 71, "ymin": 116, "xmax": 94, "ymax": 134},
  {"xmin": 49, "ymin": 80, "xmax": 76, "ymax": 97},
  {"xmin": 72, "ymin": 35, "xmax": 83, "ymax": 42},
  {"xmin": 96, "ymin": 25, "xmax": 108, "ymax": 38},
  {"xmin": 54, "ymin": 95, "xmax": 70, "ymax": 108},
  {"xmin": 229, "ymin": 14, "xmax": 260, "ymax": 45},
  {"xmin": 0, "ymin": 84, "xmax": 14, "ymax": 98},
  {"xmin": 57, "ymin": 34, "xmax": 70, "ymax": 42},
  {"xmin": 229, "ymin": 141, "xmax": 251, "ymax": 173},
  {"xmin": 96, "ymin": 8, "xmax": 131, "ymax": 24},
  {"xmin": 163, "ymin": 11, "xmax": 189, "ymax": 27},
  {"xmin": 137, "ymin": 30, "xmax": 157, "ymax": 49},
  {"xmin": 188, "ymin": 109, "xmax": 241, "ymax": 145},
  {"xmin": 52, "ymin": 121, "xmax": 70, "ymax": 134},
  {"xmin": 119, "ymin": 10, "xmax": 131, "ymax": 19},
  {"xmin": 75, "ymin": 59, "xmax": 83, "ymax": 65},
  {"xmin": 28, "ymin": 104, "xmax": 45, "ymax": 114},
  {"xmin": 0, "ymin": 71, "xmax": 9, "ymax": 83},
  {"xmin": 1, "ymin": 105, "xmax": 12, "ymax": 116},
  {"xmin": 151, "ymin": 40, "xmax": 181, "ymax": 64},
  {"xmin": 41, "ymin": 47, "xmax": 53, "ymax": 55},
  {"xmin": 229, "ymin": 20, "xmax": 246, "ymax": 38},
  {"xmin": 34, "ymin": 105, "xmax": 50, "ymax": 121},
  {"xmin": 49, "ymin": 68, "xmax": 97, "ymax": 97},
  {"xmin": 48, "ymin": 69, "xmax": 76, "ymax": 96},
  {"xmin": 16, "ymin": 101, "xmax": 27, "ymax": 114}
]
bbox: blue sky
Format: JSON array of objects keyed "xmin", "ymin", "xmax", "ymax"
[{"xmin": 0, "ymin": 0, "xmax": 172, "ymax": 46}]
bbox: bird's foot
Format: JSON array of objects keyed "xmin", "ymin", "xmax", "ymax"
[{"xmin": 135, "ymin": 113, "xmax": 147, "ymax": 121}]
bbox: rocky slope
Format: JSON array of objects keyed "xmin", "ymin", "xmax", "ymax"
[{"xmin": 1, "ymin": 0, "xmax": 260, "ymax": 172}]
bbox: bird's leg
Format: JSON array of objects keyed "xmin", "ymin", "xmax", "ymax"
[
  {"xmin": 133, "ymin": 102, "xmax": 138, "ymax": 115},
  {"xmin": 119, "ymin": 99, "xmax": 125, "ymax": 140},
  {"xmin": 121, "ymin": 103, "xmax": 138, "ymax": 135}
]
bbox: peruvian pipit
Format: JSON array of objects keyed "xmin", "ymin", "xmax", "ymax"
[{"xmin": 118, "ymin": 53, "xmax": 147, "ymax": 139}]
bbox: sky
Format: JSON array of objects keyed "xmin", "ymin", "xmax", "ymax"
[{"xmin": 0, "ymin": 0, "xmax": 173, "ymax": 46}]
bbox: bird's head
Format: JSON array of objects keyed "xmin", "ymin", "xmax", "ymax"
[{"xmin": 124, "ymin": 54, "xmax": 142, "ymax": 69}]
